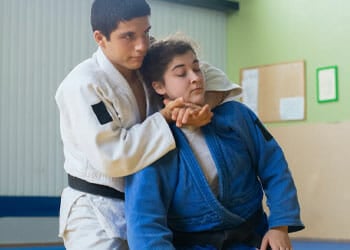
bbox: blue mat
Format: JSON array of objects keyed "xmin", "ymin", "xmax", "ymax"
[
  {"xmin": 1, "ymin": 241, "xmax": 350, "ymax": 249},
  {"xmin": 0, "ymin": 247, "xmax": 64, "ymax": 250},
  {"xmin": 293, "ymin": 240, "xmax": 350, "ymax": 250}
]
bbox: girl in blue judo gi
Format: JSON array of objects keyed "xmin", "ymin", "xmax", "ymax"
[{"xmin": 124, "ymin": 36, "xmax": 305, "ymax": 250}]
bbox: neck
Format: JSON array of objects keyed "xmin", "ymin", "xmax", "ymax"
[{"xmin": 116, "ymin": 65, "xmax": 137, "ymax": 83}]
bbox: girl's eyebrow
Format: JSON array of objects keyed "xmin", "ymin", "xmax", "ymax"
[
  {"xmin": 171, "ymin": 64, "xmax": 185, "ymax": 71},
  {"xmin": 171, "ymin": 59, "xmax": 199, "ymax": 71}
]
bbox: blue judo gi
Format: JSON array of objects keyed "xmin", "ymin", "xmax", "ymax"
[{"xmin": 125, "ymin": 101, "xmax": 304, "ymax": 250}]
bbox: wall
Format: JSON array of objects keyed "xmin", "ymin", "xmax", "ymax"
[
  {"xmin": 227, "ymin": 0, "xmax": 350, "ymax": 240},
  {"xmin": 270, "ymin": 122, "xmax": 350, "ymax": 240}
]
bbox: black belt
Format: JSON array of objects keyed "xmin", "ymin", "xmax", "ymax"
[
  {"xmin": 68, "ymin": 174, "xmax": 125, "ymax": 200},
  {"xmin": 173, "ymin": 208, "xmax": 269, "ymax": 249}
]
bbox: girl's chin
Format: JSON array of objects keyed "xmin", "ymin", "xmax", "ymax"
[
  {"xmin": 191, "ymin": 99, "xmax": 205, "ymax": 106},
  {"xmin": 180, "ymin": 96, "xmax": 205, "ymax": 106}
]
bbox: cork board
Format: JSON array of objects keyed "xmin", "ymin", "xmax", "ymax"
[{"xmin": 240, "ymin": 61, "xmax": 305, "ymax": 122}]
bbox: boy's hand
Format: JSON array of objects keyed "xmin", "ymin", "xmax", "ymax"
[
  {"xmin": 163, "ymin": 98, "xmax": 213, "ymax": 127},
  {"xmin": 260, "ymin": 226, "xmax": 291, "ymax": 250},
  {"xmin": 160, "ymin": 97, "xmax": 186, "ymax": 122},
  {"xmin": 173, "ymin": 103, "xmax": 212, "ymax": 127}
]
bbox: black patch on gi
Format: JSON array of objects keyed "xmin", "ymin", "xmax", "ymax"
[
  {"xmin": 92, "ymin": 101, "xmax": 112, "ymax": 125},
  {"xmin": 255, "ymin": 119, "xmax": 273, "ymax": 141}
]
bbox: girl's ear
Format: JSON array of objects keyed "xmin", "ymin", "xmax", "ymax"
[{"xmin": 152, "ymin": 81, "xmax": 166, "ymax": 95}]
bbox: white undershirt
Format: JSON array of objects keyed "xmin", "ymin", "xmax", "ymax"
[
  {"xmin": 181, "ymin": 126, "xmax": 219, "ymax": 196},
  {"xmin": 179, "ymin": 93, "xmax": 239, "ymax": 196}
]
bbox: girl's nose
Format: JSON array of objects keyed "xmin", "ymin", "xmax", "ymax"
[{"xmin": 190, "ymin": 71, "xmax": 202, "ymax": 85}]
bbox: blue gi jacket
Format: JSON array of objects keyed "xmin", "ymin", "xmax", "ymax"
[{"xmin": 125, "ymin": 101, "xmax": 304, "ymax": 250}]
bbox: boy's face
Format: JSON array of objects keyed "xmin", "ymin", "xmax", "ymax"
[
  {"xmin": 153, "ymin": 51, "xmax": 206, "ymax": 105},
  {"xmin": 95, "ymin": 16, "xmax": 151, "ymax": 76}
]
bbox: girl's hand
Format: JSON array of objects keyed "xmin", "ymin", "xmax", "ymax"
[{"xmin": 260, "ymin": 226, "xmax": 292, "ymax": 250}]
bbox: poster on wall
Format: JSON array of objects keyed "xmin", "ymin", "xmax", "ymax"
[{"xmin": 316, "ymin": 65, "xmax": 338, "ymax": 103}]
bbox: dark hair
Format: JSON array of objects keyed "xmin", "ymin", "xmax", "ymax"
[
  {"xmin": 91, "ymin": 0, "xmax": 151, "ymax": 40},
  {"xmin": 141, "ymin": 38, "xmax": 196, "ymax": 87}
]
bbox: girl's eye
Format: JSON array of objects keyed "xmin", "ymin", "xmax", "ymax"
[
  {"xmin": 174, "ymin": 70, "xmax": 186, "ymax": 77},
  {"xmin": 176, "ymin": 73, "xmax": 186, "ymax": 77}
]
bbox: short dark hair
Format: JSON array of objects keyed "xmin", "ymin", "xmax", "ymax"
[
  {"xmin": 141, "ymin": 38, "xmax": 196, "ymax": 87},
  {"xmin": 91, "ymin": 0, "xmax": 151, "ymax": 40}
]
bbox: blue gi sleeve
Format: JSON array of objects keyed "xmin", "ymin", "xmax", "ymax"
[
  {"xmin": 244, "ymin": 107, "xmax": 304, "ymax": 233},
  {"xmin": 124, "ymin": 150, "xmax": 179, "ymax": 250}
]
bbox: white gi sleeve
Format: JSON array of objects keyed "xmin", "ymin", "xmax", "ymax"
[{"xmin": 56, "ymin": 80, "xmax": 176, "ymax": 178}]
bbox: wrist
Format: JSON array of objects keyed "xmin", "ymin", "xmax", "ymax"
[
  {"xmin": 160, "ymin": 108, "xmax": 172, "ymax": 123},
  {"xmin": 271, "ymin": 226, "xmax": 288, "ymax": 233}
]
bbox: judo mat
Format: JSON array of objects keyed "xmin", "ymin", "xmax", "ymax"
[{"xmin": 1, "ymin": 240, "xmax": 350, "ymax": 250}]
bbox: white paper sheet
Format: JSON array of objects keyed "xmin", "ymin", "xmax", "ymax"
[
  {"xmin": 318, "ymin": 68, "xmax": 337, "ymax": 101},
  {"xmin": 242, "ymin": 69, "xmax": 259, "ymax": 115},
  {"xmin": 279, "ymin": 96, "xmax": 304, "ymax": 120}
]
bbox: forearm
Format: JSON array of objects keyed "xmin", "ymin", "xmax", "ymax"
[
  {"xmin": 70, "ymin": 110, "xmax": 175, "ymax": 177},
  {"xmin": 125, "ymin": 158, "xmax": 177, "ymax": 249}
]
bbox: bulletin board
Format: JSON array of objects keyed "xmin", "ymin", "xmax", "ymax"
[{"xmin": 240, "ymin": 61, "xmax": 305, "ymax": 122}]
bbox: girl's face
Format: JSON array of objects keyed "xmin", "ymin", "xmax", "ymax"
[{"xmin": 153, "ymin": 51, "xmax": 205, "ymax": 105}]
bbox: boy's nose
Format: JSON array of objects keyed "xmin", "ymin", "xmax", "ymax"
[{"xmin": 135, "ymin": 37, "xmax": 148, "ymax": 54}]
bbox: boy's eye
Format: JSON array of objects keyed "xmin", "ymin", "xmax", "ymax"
[{"xmin": 122, "ymin": 33, "xmax": 135, "ymax": 40}]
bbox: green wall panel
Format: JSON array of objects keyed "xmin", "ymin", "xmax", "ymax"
[{"xmin": 227, "ymin": 0, "xmax": 350, "ymax": 123}]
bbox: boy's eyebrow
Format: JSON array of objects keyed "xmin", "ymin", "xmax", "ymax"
[
  {"xmin": 119, "ymin": 31, "xmax": 135, "ymax": 37},
  {"xmin": 118, "ymin": 25, "xmax": 151, "ymax": 37}
]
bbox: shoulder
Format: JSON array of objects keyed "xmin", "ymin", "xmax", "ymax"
[
  {"xmin": 62, "ymin": 59, "xmax": 103, "ymax": 89},
  {"xmin": 201, "ymin": 62, "xmax": 242, "ymax": 93},
  {"xmin": 209, "ymin": 101, "xmax": 258, "ymax": 132},
  {"xmin": 213, "ymin": 100, "xmax": 255, "ymax": 118},
  {"xmin": 56, "ymin": 56, "xmax": 106, "ymax": 100}
]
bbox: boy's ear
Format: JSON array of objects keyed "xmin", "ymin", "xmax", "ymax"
[
  {"xmin": 152, "ymin": 81, "xmax": 166, "ymax": 95},
  {"xmin": 94, "ymin": 30, "xmax": 106, "ymax": 48}
]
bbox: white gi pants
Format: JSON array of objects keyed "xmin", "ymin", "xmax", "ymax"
[{"xmin": 60, "ymin": 188, "xmax": 128, "ymax": 250}]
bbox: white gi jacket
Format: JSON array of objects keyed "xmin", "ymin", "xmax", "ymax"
[{"xmin": 55, "ymin": 47, "xmax": 241, "ymax": 242}]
